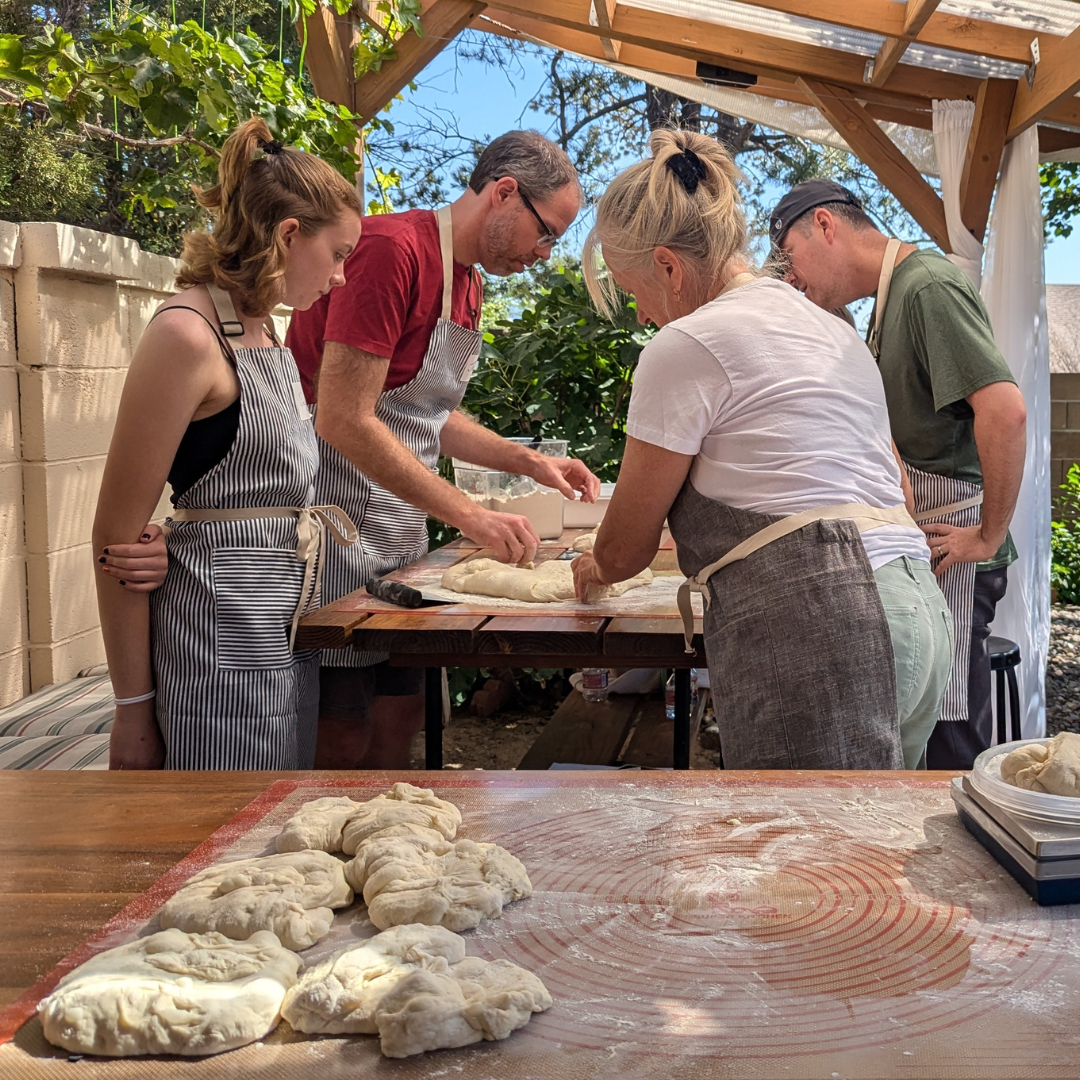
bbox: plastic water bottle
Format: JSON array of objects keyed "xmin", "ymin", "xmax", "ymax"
[
  {"xmin": 665, "ymin": 670, "xmax": 699, "ymax": 718},
  {"xmin": 581, "ymin": 668, "xmax": 610, "ymax": 703}
]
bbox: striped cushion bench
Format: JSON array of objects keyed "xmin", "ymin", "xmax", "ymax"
[{"xmin": 0, "ymin": 674, "xmax": 114, "ymax": 769}]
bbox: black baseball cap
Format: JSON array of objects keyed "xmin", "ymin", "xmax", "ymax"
[{"xmin": 769, "ymin": 180, "xmax": 862, "ymax": 246}]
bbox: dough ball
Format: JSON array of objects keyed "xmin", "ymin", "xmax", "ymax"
[
  {"xmin": 281, "ymin": 924, "xmax": 466, "ymax": 1035},
  {"xmin": 276, "ymin": 796, "xmax": 363, "ymax": 853},
  {"xmin": 38, "ymin": 929, "xmax": 299, "ymax": 1057},
  {"xmin": 571, "ymin": 532, "xmax": 596, "ymax": 552},
  {"xmin": 344, "ymin": 831, "xmax": 454, "ymax": 894},
  {"xmin": 159, "ymin": 850, "xmax": 353, "ymax": 951},
  {"xmin": 441, "ymin": 557, "xmax": 651, "ymax": 604},
  {"xmin": 1001, "ymin": 732, "xmax": 1080, "ymax": 797},
  {"xmin": 376, "ymin": 955, "xmax": 552, "ymax": 1058},
  {"xmin": 341, "ymin": 783, "xmax": 461, "ymax": 856},
  {"xmin": 361, "ymin": 838, "xmax": 532, "ymax": 933}
]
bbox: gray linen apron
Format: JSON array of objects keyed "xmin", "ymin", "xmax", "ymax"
[
  {"xmin": 868, "ymin": 238, "xmax": 981, "ymax": 724},
  {"xmin": 314, "ymin": 205, "xmax": 483, "ymax": 667},
  {"xmin": 153, "ymin": 286, "xmax": 356, "ymax": 769},
  {"xmin": 670, "ymin": 482, "xmax": 904, "ymax": 770}
]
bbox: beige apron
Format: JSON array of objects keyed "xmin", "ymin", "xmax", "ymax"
[{"xmin": 868, "ymin": 239, "xmax": 980, "ymax": 723}]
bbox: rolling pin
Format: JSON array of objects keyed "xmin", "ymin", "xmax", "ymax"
[{"xmin": 365, "ymin": 577, "xmax": 424, "ymax": 608}]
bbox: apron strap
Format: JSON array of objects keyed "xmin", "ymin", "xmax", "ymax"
[
  {"xmin": 205, "ymin": 282, "xmax": 246, "ymax": 339},
  {"xmin": 912, "ymin": 492, "xmax": 984, "ymax": 523},
  {"xmin": 435, "ymin": 205, "xmax": 454, "ymax": 321},
  {"xmin": 866, "ymin": 237, "xmax": 902, "ymax": 359},
  {"xmin": 676, "ymin": 501, "xmax": 916, "ymax": 653},
  {"xmin": 170, "ymin": 504, "xmax": 358, "ymax": 651}
]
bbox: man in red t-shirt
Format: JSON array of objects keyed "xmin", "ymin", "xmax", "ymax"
[{"xmin": 287, "ymin": 130, "xmax": 599, "ymax": 770}]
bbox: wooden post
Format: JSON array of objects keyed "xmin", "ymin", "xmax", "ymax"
[{"xmin": 960, "ymin": 78, "xmax": 1016, "ymax": 243}]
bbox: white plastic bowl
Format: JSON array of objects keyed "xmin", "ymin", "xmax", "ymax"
[
  {"xmin": 563, "ymin": 482, "xmax": 615, "ymax": 528},
  {"xmin": 969, "ymin": 738, "xmax": 1080, "ymax": 825}
]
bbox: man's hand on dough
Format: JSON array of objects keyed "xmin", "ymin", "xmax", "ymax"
[
  {"xmin": 525, "ymin": 456, "xmax": 601, "ymax": 503},
  {"xmin": 461, "ymin": 508, "xmax": 540, "ymax": 564},
  {"xmin": 99, "ymin": 523, "xmax": 169, "ymax": 593},
  {"xmin": 571, "ymin": 551, "xmax": 607, "ymax": 602}
]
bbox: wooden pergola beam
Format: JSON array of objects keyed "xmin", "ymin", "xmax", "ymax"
[
  {"xmin": 869, "ymin": 0, "xmax": 942, "ymax": 88},
  {"xmin": 960, "ymin": 78, "xmax": 1016, "ymax": 243},
  {"xmin": 798, "ymin": 77, "xmax": 951, "ymax": 252},
  {"xmin": 353, "ymin": 0, "xmax": 488, "ymax": 124},
  {"xmin": 592, "ymin": 0, "xmax": 620, "ymax": 63},
  {"xmin": 1008, "ymin": 23, "xmax": 1080, "ymax": 139},
  {"xmin": 299, "ymin": 2, "xmax": 356, "ymax": 109}
]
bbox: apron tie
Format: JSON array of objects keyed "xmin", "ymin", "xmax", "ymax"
[
  {"xmin": 169, "ymin": 504, "xmax": 358, "ymax": 651},
  {"xmin": 676, "ymin": 502, "xmax": 918, "ymax": 653}
]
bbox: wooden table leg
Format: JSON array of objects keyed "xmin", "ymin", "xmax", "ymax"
[
  {"xmin": 425, "ymin": 667, "xmax": 443, "ymax": 771},
  {"xmin": 674, "ymin": 668, "xmax": 691, "ymax": 770}
]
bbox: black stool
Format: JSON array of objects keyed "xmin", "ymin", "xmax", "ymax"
[{"xmin": 989, "ymin": 635, "xmax": 1022, "ymax": 744}]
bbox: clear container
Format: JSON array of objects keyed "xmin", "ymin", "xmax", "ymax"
[
  {"xmin": 581, "ymin": 668, "xmax": 610, "ymax": 703},
  {"xmin": 665, "ymin": 670, "xmax": 699, "ymax": 719},
  {"xmin": 970, "ymin": 738, "xmax": 1080, "ymax": 825}
]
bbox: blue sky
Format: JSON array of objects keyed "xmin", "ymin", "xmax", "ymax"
[{"xmin": 382, "ymin": 37, "xmax": 1079, "ymax": 285}]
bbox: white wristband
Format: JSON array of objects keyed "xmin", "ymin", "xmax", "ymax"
[{"xmin": 114, "ymin": 689, "xmax": 156, "ymax": 706}]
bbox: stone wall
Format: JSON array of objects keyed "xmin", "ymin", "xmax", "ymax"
[
  {"xmin": 1051, "ymin": 372, "xmax": 1080, "ymax": 505},
  {"xmin": 0, "ymin": 222, "xmax": 178, "ymax": 706}
]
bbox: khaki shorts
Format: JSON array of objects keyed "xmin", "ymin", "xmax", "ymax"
[{"xmin": 318, "ymin": 663, "xmax": 424, "ymax": 722}]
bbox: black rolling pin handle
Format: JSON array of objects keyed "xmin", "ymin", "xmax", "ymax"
[{"xmin": 365, "ymin": 578, "xmax": 424, "ymax": 608}]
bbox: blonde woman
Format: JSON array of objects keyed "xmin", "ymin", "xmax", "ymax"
[
  {"xmin": 94, "ymin": 119, "xmax": 361, "ymax": 770},
  {"xmin": 572, "ymin": 130, "xmax": 953, "ymax": 770}
]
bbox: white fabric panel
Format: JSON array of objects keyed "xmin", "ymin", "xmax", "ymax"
[
  {"xmin": 931, "ymin": 100, "xmax": 986, "ymax": 287},
  {"xmin": 980, "ymin": 127, "xmax": 1051, "ymax": 739}
]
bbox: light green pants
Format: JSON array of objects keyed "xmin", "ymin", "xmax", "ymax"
[{"xmin": 874, "ymin": 556, "xmax": 955, "ymax": 769}]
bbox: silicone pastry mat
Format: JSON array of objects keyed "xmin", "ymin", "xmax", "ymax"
[{"xmin": 3, "ymin": 772, "xmax": 1080, "ymax": 1079}]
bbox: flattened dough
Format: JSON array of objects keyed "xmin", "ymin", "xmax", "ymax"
[
  {"xmin": 38, "ymin": 929, "xmax": 299, "ymax": 1057},
  {"xmin": 376, "ymin": 956, "xmax": 553, "ymax": 1058},
  {"xmin": 159, "ymin": 850, "xmax": 353, "ymax": 951},
  {"xmin": 276, "ymin": 796, "xmax": 362, "ymax": 853},
  {"xmin": 356, "ymin": 837, "xmax": 533, "ymax": 932},
  {"xmin": 441, "ymin": 557, "xmax": 652, "ymax": 603},
  {"xmin": 340, "ymin": 783, "xmax": 461, "ymax": 856},
  {"xmin": 1001, "ymin": 732, "xmax": 1080, "ymax": 797},
  {"xmin": 281, "ymin": 924, "xmax": 465, "ymax": 1034}
]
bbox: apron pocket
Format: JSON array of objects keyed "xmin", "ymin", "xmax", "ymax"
[{"xmin": 212, "ymin": 548, "xmax": 305, "ymax": 671}]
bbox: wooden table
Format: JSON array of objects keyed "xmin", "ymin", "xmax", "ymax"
[
  {"xmin": 297, "ymin": 530, "xmax": 704, "ymax": 770},
  {"xmin": 5, "ymin": 769, "xmax": 1080, "ymax": 1080}
]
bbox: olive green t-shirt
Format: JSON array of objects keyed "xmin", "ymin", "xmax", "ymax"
[{"xmin": 876, "ymin": 248, "xmax": 1017, "ymax": 571}]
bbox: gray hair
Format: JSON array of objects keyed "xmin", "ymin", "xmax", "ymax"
[{"xmin": 469, "ymin": 130, "xmax": 580, "ymax": 202}]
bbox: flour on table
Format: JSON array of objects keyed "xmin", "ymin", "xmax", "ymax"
[
  {"xmin": 1002, "ymin": 732, "xmax": 1080, "ymax": 797},
  {"xmin": 38, "ymin": 929, "xmax": 299, "ymax": 1057},
  {"xmin": 376, "ymin": 955, "xmax": 552, "ymax": 1058},
  {"xmin": 441, "ymin": 556, "xmax": 652, "ymax": 603},
  {"xmin": 281, "ymin": 924, "xmax": 466, "ymax": 1034},
  {"xmin": 158, "ymin": 850, "xmax": 352, "ymax": 951},
  {"xmin": 349, "ymin": 836, "xmax": 533, "ymax": 932}
]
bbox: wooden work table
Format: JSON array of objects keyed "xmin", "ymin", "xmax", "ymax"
[
  {"xmin": 3, "ymin": 769, "xmax": 1080, "ymax": 1079},
  {"xmin": 297, "ymin": 530, "xmax": 704, "ymax": 769}
]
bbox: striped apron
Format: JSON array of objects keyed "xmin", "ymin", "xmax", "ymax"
[
  {"xmin": 869, "ymin": 239, "xmax": 981, "ymax": 724},
  {"xmin": 151, "ymin": 286, "xmax": 356, "ymax": 769},
  {"xmin": 315, "ymin": 205, "xmax": 483, "ymax": 667}
]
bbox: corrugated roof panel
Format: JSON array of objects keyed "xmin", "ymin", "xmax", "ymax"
[{"xmin": 939, "ymin": 1, "xmax": 1080, "ymax": 36}]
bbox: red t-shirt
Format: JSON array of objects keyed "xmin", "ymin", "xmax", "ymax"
[{"xmin": 287, "ymin": 209, "xmax": 482, "ymax": 403}]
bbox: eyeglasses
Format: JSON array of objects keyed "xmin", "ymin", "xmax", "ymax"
[{"xmin": 500, "ymin": 178, "xmax": 559, "ymax": 247}]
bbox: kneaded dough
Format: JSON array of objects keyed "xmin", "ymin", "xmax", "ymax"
[
  {"xmin": 441, "ymin": 557, "xmax": 652, "ymax": 603},
  {"xmin": 159, "ymin": 850, "xmax": 353, "ymax": 951},
  {"xmin": 1001, "ymin": 731, "xmax": 1080, "ymax": 797},
  {"xmin": 276, "ymin": 796, "xmax": 363, "ymax": 853},
  {"xmin": 281, "ymin": 924, "xmax": 465, "ymax": 1034},
  {"xmin": 376, "ymin": 956, "xmax": 553, "ymax": 1059},
  {"xmin": 38, "ymin": 929, "xmax": 299, "ymax": 1057},
  {"xmin": 571, "ymin": 532, "xmax": 596, "ymax": 552},
  {"xmin": 340, "ymin": 783, "xmax": 461, "ymax": 856},
  {"xmin": 357, "ymin": 837, "xmax": 533, "ymax": 932}
]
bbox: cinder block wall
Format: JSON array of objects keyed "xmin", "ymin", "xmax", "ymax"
[
  {"xmin": 1, "ymin": 222, "xmax": 178, "ymax": 705},
  {"xmin": 1051, "ymin": 373, "xmax": 1080, "ymax": 505}
]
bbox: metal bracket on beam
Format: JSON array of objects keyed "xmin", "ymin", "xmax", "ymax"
[
  {"xmin": 863, "ymin": 57, "xmax": 876, "ymax": 84},
  {"xmin": 1025, "ymin": 37, "xmax": 1040, "ymax": 91}
]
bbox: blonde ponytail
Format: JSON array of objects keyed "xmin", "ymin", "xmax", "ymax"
[
  {"xmin": 177, "ymin": 117, "xmax": 361, "ymax": 317},
  {"xmin": 584, "ymin": 128, "xmax": 752, "ymax": 318}
]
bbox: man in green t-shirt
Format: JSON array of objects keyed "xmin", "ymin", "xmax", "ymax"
[{"xmin": 770, "ymin": 180, "xmax": 1027, "ymax": 770}]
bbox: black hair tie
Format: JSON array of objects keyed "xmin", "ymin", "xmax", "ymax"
[
  {"xmin": 259, "ymin": 138, "xmax": 284, "ymax": 155},
  {"xmin": 666, "ymin": 146, "xmax": 707, "ymax": 194}
]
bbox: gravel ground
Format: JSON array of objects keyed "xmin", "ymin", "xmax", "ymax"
[{"xmin": 1047, "ymin": 605, "xmax": 1080, "ymax": 736}]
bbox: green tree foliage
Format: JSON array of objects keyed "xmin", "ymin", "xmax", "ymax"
[
  {"xmin": 1041, "ymin": 161, "xmax": 1080, "ymax": 240},
  {"xmin": 1052, "ymin": 464, "xmax": 1080, "ymax": 604}
]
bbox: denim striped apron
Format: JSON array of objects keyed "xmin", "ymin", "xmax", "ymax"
[
  {"xmin": 315, "ymin": 205, "xmax": 483, "ymax": 667},
  {"xmin": 869, "ymin": 239, "xmax": 980, "ymax": 724},
  {"xmin": 151, "ymin": 286, "xmax": 355, "ymax": 769}
]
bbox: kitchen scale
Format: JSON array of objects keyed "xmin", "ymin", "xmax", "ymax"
[{"xmin": 952, "ymin": 738, "xmax": 1080, "ymax": 905}]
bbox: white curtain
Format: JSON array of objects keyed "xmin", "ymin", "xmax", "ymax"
[
  {"xmin": 980, "ymin": 127, "xmax": 1051, "ymax": 739},
  {"xmin": 931, "ymin": 101, "xmax": 985, "ymax": 287}
]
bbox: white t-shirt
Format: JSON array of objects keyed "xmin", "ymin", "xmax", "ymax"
[{"xmin": 625, "ymin": 277, "xmax": 930, "ymax": 571}]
